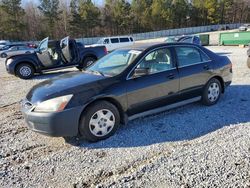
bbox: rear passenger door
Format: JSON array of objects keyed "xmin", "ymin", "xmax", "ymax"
[{"xmin": 175, "ymin": 46, "xmax": 213, "ymax": 97}]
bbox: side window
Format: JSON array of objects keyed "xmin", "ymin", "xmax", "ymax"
[
  {"xmin": 200, "ymin": 50, "xmax": 210, "ymax": 62},
  {"xmin": 175, "ymin": 47, "xmax": 203, "ymax": 67},
  {"xmin": 120, "ymin": 37, "xmax": 129, "ymax": 42},
  {"xmin": 39, "ymin": 38, "xmax": 49, "ymax": 52},
  {"xmin": 111, "ymin": 38, "xmax": 119, "ymax": 43},
  {"xmin": 130, "ymin": 37, "xmax": 134, "ymax": 42},
  {"xmin": 136, "ymin": 48, "xmax": 173, "ymax": 74},
  {"xmin": 103, "ymin": 39, "xmax": 109, "ymax": 44}
]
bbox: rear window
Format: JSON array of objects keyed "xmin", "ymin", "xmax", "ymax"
[
  {"xmin": 111, "ymin": 38, "xmax": 119, "ymax": 43},
  {"xmin": 120, "ymin": 37, "xmax": 129, "ymax": 42}
]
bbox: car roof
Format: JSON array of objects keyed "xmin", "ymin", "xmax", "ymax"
[{"xmin": 119, "ymin": 42, "xmax": 201, "ymax": 51}]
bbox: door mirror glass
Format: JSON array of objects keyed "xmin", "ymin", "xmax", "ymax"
[{"xmin": 134, "ymin": 67, "xmax": 150, "ymax": 77}]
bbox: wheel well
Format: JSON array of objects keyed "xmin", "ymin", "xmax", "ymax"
[
  {"xmin": 15, "ymin": 62, "xmax": 36, "ymax": 75},
  {"xmin": 210, "ymin": 76, "xmax": 225, "ymax": 93},
  {"xmin": 79, "ymin": 98, "xmax": 126, "ymax": 125},
  {"xmin": 83, "ymin": 55, "xmax": 97, "ymax": 62}
]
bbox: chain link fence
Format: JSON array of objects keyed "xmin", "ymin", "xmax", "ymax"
[{"xmin": 77, "ymin": 23, "xmax": 242, "ymax": 45}]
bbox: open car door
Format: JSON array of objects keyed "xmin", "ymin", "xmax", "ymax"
[
  {"xmin": 37, "ymin": 37, "xmax": 54, "ymax": 67},
  {"xmin": 60, "ymin": 36, "xmax": 72, "ymax": 63}
]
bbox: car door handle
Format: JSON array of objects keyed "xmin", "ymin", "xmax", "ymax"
[
  {"xmin": 167, "ymin": 73, "xmax": 175, "ymax": 79},
  {"xmin": 203, "ymin": 65, "xmax": 210, "ymax": 70}
]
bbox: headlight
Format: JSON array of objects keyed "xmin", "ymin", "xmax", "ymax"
[
  {"xmin": 34, "ymin": 95, "xmax": 73, "ymax": 113},
  {"xmin": 6, "ymin": 59, "xmax": 12, "ymax": 66}
]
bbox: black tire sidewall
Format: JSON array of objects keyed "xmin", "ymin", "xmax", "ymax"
[
  {"xmin": 247, "ymin": 57, "xmax": 250, "ymax": 69},
  {"xmin": 202, "ymin": 78, "xmax": 222, "ymax": 106},
  {"xmin": 83, "ymin": 57, "xmax": 96, "ymax": 68},
  {"xmin": 1, "ymin": 53, "xmax": 7, "ymax": 58},
  {"xmin": 16, "ymin": 63, "xmax": 34, "ymax": 79},
  {"xmin": 79, "ymin": 101, "xmax": 120, "ymax": 142}
]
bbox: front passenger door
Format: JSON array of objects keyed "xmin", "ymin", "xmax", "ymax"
[
  {"xmin": 37, "ymin": 37, "xmax": 54, "ymax": 67},
  {"xmin": 126, "ymin": 47, "xmax": 179, "ymax": 115}
]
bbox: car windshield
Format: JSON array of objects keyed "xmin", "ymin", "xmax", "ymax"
[{"xmin": 86, "ymin": 49, "xmax": 142, "ymax": 76}]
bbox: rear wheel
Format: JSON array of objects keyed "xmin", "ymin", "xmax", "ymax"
[
  {"xmin": 202, "ymin": 78, "xmax": 222, "ymax": 106},
  {"xmin": 16, "ymin": 63, "xmax": 34, "ymax": 79},
  {"xmin": 79, "ymin": 101, "xmax": 120, "ymax": 142}
]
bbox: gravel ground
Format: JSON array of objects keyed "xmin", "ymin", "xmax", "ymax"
[{"xmin": 0, "ymin": 46, "xmax": 250, "ymax": 188}]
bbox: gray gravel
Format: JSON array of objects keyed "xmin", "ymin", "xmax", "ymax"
[{"xmin": 0, "ymin": 46, "xmax": 250, "ymax": 188}]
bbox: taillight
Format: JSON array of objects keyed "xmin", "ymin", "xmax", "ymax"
[
  {"xmin": 104, "ymin": 47, "xmax": 108, "ymax": 54},
  {"xmin": 229, "ymin": 62, "xmax": 233, "ymax": 73}
]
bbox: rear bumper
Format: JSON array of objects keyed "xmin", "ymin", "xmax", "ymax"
[
  {"xmin": 225, "ymin": 81, "xmax": 231, "ymax": 87},
  {"xmin": 21, "ymin": 105, "xmax": 83, "ymax": 137}
]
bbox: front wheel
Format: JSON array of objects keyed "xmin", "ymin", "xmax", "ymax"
[
  {"xmin": 1, "ymin": 53, "xmax": 7, "ymax": 58},
  {"xmin": 83, "ymin": 57, "xmax": 96, "ymax": 67},
  {"xmin": 79, "ymin": 101, "xmax": 120, "ymax": 142},
  {"xmin": 202, "ymin": 78, "xmax": 222, "ymax": 106},
  {"xmin": 16, "ymin": 63, "xmax": 34, "ymax": 79}
]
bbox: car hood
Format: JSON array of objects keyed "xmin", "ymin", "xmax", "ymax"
[{"xmin": 26, "ymin": 72, "xmax": 109, "ymax": 104}]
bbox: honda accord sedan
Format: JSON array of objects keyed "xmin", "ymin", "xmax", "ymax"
[{"xmin": 21, "ymin": 43, "xmax": 232, "ymax": 142}]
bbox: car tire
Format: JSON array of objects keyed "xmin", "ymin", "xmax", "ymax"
[
  {"xmin": 16, "ymin": 63, "xmax": 34, "ymax": 79},
  {"xmin": 83, "ymin": 57, "xmax": 96, "ymax": 67},
  {"xmin": 202, "ymin": 78, "xmax": 222, "ymax": 106},
  {"xmin": 247, "ymin": 57, "xmax": 250, "ymax": 69},
  {"xmin": 1, "ymin": 53, "xmax": 7, "ymax": 58},
  {"xmin": 79, "ymin": 101, "xmax": 120, "ymax": 142}
]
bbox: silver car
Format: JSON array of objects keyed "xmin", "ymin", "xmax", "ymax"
[
  {"xmin": 239, "ymin": 24, "xmax": 250, "ymax": 31},
  {"xmin": 0, "ymin": 46, "xmax": 35, "ymax": 58}
]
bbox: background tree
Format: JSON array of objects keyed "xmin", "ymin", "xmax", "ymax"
[
  {"xmin": 0, "ymin": 0, "xmax": 249, "ymax": 41},
  {"xmin": 38, "ymin": 0, "xmax": 62, "ymax": 39},
  {"xmin": 0, "ymin": 0, "xmax": 25, "ymax": 40}
]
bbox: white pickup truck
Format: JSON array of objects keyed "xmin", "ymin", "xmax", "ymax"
[{"xmin": 89, "ymin": 36, "xmax": 134, "ymax": 52}]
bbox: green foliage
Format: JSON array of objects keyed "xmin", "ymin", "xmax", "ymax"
[
  {"xmin": 38, "ymin": 0, "xmax": 62, "ymax": 38},
  {"xmin": 0, "ymin": 0, "xmax": 25, "ymax": 40},
  {"xmin": 0, "ymin": 0, "xmax": 249, "ymax": 40}
]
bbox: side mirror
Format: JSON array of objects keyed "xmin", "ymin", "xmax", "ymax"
[{"xmin": 134, "ymin": 67, "xmax": 150, "ymax": 77}]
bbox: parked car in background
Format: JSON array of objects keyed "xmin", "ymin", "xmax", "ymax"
[
  {"xmin": 177, "ymin": 36, "xmax": 202, "ymax": 45},
  {"xmin": 90, "ymin": 36, "xmax": 134, "ymax": 52},
  {"xmin": 0, "ymin": 40, "xmax": 10, "ymax": 48},
  {"xmin": 239, "ymin": 24, "xmax": 250, "ymax": 31},
  {"xmin": 0, "ymin": 43, "xmax": 27, "ymax": 51},
  {"xmin": 21, "ymin": 43, "xmax": 232, "ymax": 142},
  {"xmin": 0, "ymin": 45, "xmax": 35, "ymax": 58},
  {"xmin": 5, "ymin": 36, "xmax": 107, "ymax": 79},
  {"xmin": 165, "ymin": 35, "xmax": 201, "ymax": 45}
]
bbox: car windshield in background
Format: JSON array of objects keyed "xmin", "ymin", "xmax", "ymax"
[{"xmin": 86, "ymin": 49, "xmax": 142, "ymax": 76}]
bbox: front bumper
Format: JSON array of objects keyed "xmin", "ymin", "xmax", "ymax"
[
  {"xmin": 21, "ymin": 103, "xmax": 83, "ymax": 137},
  {"xmin": 5, "ymin": 59, "xmax": 15, "ymax": 74}
]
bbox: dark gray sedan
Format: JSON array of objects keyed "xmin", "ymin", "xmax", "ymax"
[{"xmin": 21, "ymin": 43, "xmax": 233, "ymax": 142}]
